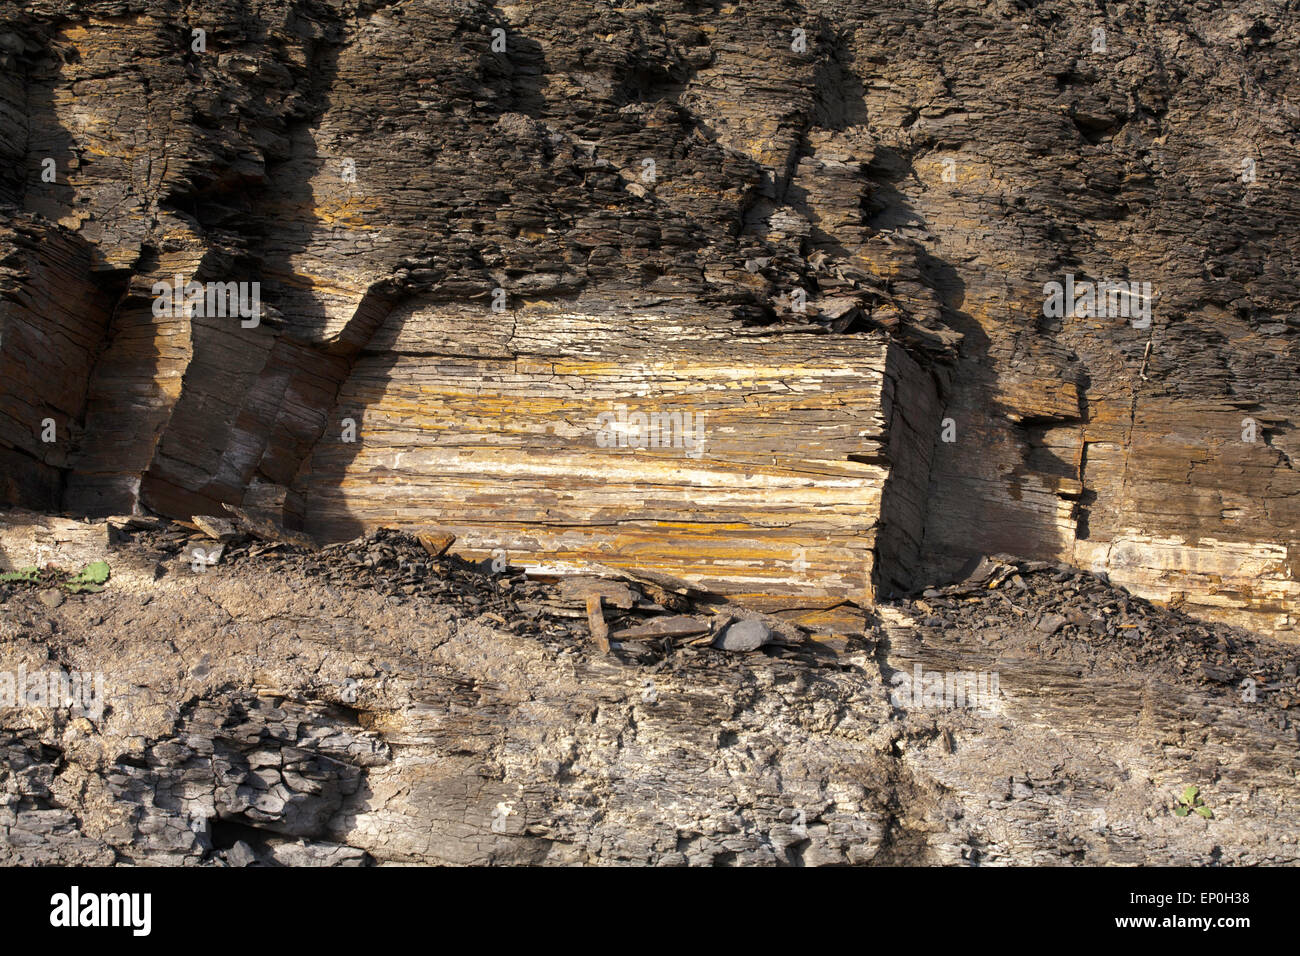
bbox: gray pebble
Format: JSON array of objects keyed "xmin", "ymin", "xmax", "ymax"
[{"xmin": 712, "ymin": 619, "xmax": 773, "ymax": 652}]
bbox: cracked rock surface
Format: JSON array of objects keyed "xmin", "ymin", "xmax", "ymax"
[{"xmin": 1, "ymin": 516, "xmax": 1296, "ymax": 865}]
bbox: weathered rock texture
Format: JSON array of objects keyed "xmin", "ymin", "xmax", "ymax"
[
  {"xmin": 0, "ymin": 0, "xmax": 1297, "ymax": 637},
  {"xmin": 302, "ymin": 301, "xmax": 940, "ymax": 602},
  {"xmin": 1, "ymin": 514, "xmax": 1297, "ymax": 866}
]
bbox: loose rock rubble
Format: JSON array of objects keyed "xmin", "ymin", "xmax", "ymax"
[
  {"xmin": 97, "ymin": 518, "xmax": 814, "ymax": 668},
  {"xmin": 907, "ymin": 555, "xmax": 1298, "ymax": 717}
]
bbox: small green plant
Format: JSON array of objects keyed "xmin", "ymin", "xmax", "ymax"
[
  {"xmin": 0, "ymin": 566, "xmax": 41, "ymax": 583},
  {"xmin": 1174, "ymin": 785, "xmax": 1212, "ymax": 819},
  {"xmin": 65, "ymin": 560, "xmax": 111, "ymax": 594},
  {"xmin": 0, "ymin": 561, "xmax": 111, "ymax": 593}
]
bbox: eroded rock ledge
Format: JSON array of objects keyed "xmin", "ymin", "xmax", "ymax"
[
  {"xmin": 1, "ymin": 512, "xmax": 1296, "ymax": 865},
  {"xmin": 1, "ymin": 0, "xmax": 1296, "ymax": 638}
]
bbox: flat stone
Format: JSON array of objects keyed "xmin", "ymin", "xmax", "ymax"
[
  {"xmin": 192, "ymin": 514, "xmax": 240, "ymax": 542},
  {"xmin": 1035, "ymin": 613, "xmax": 1067, "ymax": 635},
  {"xmin": 558, "ymin": 576, "xmax": 637, "ymax": 610},
  {"xmin": 417, "ymin": 532, "xmax": 455, "ymax": 557},
  {"xmin": 610, "ymin": 615, "xmax": 710, "ymax": 641}
]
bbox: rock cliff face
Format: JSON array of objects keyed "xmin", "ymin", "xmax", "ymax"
[{"xmin": 0, "ymin": 1, "xmax": 1297, "ymax": 639}]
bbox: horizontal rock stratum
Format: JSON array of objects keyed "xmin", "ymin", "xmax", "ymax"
[{"xmin": 0, "ymin": 0, "xmax": 1297, "ymax": 639}]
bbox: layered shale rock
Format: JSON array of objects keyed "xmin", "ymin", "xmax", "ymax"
[
  {"xmin": 300, "ymin": 296, "xmax": 941, "ymax": 602},
  {"xmin": 0, "ymin": 0, "xmax": 1296, "ymax": 638}
]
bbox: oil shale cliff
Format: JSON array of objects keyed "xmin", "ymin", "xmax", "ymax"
[{"xmin": 0, "ymin": 0, "xmax": 1297, "ymax": 865}]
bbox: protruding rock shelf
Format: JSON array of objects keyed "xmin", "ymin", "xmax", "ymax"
[{"xmin": 298, "ymin": 298, "xmax": 941, "ymax": 602}]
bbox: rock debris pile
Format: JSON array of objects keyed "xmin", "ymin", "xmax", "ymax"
[
  {"xmin": 905, "ymin": 556, "xmax": 1297, "ymax": 721},
  {"xmin": 76, "ymin": 515, "xmax": 819, "ymax": 665}
]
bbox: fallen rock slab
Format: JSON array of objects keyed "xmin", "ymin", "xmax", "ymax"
[{"xmin": 610, "ymin": 615, "xmax": 711, "ymax": 642}]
